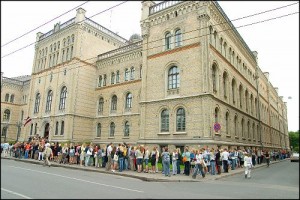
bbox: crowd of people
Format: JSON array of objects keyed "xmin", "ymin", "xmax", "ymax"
[{"xmin": 1, "ymin": 136, "xmax": 291, "ymax": 179}]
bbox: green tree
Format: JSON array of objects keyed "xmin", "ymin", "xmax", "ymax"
[{"xmin": 289, "ymin": 130, "xmax": 299, "ymax": 152}]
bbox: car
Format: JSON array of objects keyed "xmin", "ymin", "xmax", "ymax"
[{"xmin": 290, "ymin": 152, "xmax": 299, "ymax": 162}]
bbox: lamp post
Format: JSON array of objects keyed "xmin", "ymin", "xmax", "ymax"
[{"xmin": 16, "ymin": 121, "xmax": 22, "ymax": 142}]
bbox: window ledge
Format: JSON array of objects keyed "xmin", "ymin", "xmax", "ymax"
[
  {"xmin": 108, "ymin": 137, "xmax": 115, "ymax": 139},
  {"xmin": 122, "ymin": 136, "xmax": 130, "ymax": 139},
  {"xmin": 167, "ymin": 88, "xmax": 180, "ymax": 95},
  {"xmin": 174, "ymin": 132, "xmax": 186, "ymax": 135},
  {"xmin": 235, "ymin": 136, "xmax": 239, "ymax": 139},
  {"xmin": 158, "ymin": 132, "xmax": 170, "ymax": 135},
  {"xmin": 226, "ymin": 134, "xmax": 231, "ymax": 138}
]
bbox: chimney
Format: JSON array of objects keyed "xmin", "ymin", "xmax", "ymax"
[{"xmin": 36, "ymin": 32, "xmax": 43, "ymax": 42}]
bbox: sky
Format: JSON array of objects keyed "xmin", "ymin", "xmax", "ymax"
[{"xmin": 1, "ymin": 1, "xmax": 299, "ymax": 132}]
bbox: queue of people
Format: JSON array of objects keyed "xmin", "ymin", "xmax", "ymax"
[{"xmin": 1, "ymin": 139, "xmax": 291, "ymax": 179}]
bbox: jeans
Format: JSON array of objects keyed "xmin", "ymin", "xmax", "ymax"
[
  {"xmin": 223, "ymin": 160, "xmax": 228, "ymax": 172},
  {"xmin": 210, "ymin": 160, "xmax": 216, "ymax": 175},
  {"xmin": 124, "ymin": 158, "xmax": 128, "ymax": 170},
  {"xmin": 163, "ymin": 160, "xmax": 170, "ymax": 176},
  {"xmin": 192, "ymin": 163, "xmax": 204, "ymax": 178},
  {"xmin": 25, "ymin": 150, "xmax": 29, "ymax": 159},
  {"xmin": 231, "ymin": 158, "xmax": 237, "ymax": 170},
  {"xmin": 119, "ymin": 157, "xmax": 124, "ymax": 172},
  {"xmin": 172, "ymin": 160, "xmax": 177, "ymax": 175},
  {"xmin": 85, "ymin": 155, "xmax": 90, "ymax": 166},
  {"xmin": 177, "ymin": 159, "xmax": 181, "ymax": 174},
  {"xmin": 184, "ymin": 161, "xmax": 190, "ymax": 175}
]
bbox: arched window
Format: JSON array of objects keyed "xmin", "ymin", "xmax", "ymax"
[
  {"xmin": 176, "ymin": 108, "xmax": 185, "ymax": 132},
  {"xmin": 3, "ymin": 109, "xmax": 10, "ymax": 121},
  {"xmin": 66, "ymin": 48, "xmax": 69, "ymax": 61},
  {"xmin": 125, "ymin": 69, "xmax": 129, "ymax": 81},
  {"xmin": 214, "ymin": 107, "xmax": 219, "ymax": 124},
  {"xmin": 10, "ymin": 94, "xmax": 15, "ymax": 103},
  {"xmin": 70, "ymin": 46, "xmax": 73, "ymax": 58},
  {"xmin": 225, "ymin": 112, "xmax": 229, "ymax": 135},
  {"xmin": 103, "ymin": 74, "xmax": 107, "ymax": 86},
  {"xmin": 213, "ymin": 31, "xmax": 217, "ymax": 47},
  {"xmin": 71, "ymin": 34, "xmax": 75, "ymax": 43},
  {"xmin": 252, "ymin": 123, "xmax": 255, "ymax": 141},
  {"xmin": 250, "ymin": 94, "xmax": 253, "ymax": 115},
  {"xmin": 124, "ymin": 121, "xmax": 130, "ymax": 136},
  {"xmin": 175, "ymin": 29, "xmax": 182, "ymax": 47},
  {"xmin": 161, "ymin": 109, "xmax": 169, "ymax": 132},
  {"xmin": 232, "ymin": 79, "xmax": 236, "ymax": 104},
  {"xmin": 116, "ymin": 71, "xmax": 120, "ymax": 83},
  {"xmin": 168, "ymin": 66, "xmax": 180, "ymax": 89},
  {"xmin": 130, "ymin": 67, "xmax": 135, "ymax": 80},
  {"xmin": 111, "ymin": 95, "xmax": 117, "ymax": 112},
  {"xmin": 45, "ymin": 90, "xmax": 53, "ymax": 112},
  {"xmin": 110, "ymin": 122, "xmax": 115, "ymax": 137},
  {"xmin": 245, "ymin": 90, "xmax": 249, "ymax": 112},
  {"xmin": 98, "ymin": 97, "xmax": 104, "ymax": 114},
  {"xmin": 98, "ymin": 75, "xmax": 102, "ymax": 87},
  {"xmin": 234, "ymin": 115, "xmax": 238, "ymax": 137},
  {"xmin": 165, "ymin": 32, "xmax": 171, "ymax": 50},
  {"xmin": 97, "ymin": 123, "xmax": 101, "ymax": 137},
  {"xmin": 111, "ymin": 72, "xmax": 115, "ymax": 84},
  {"xmin": 212, "ymin": 64, "xmax": 217, "ymax": 92},
  {"xmin": 55, "ymin": 121, "xmax": 59, "ymax": 135},
  {"xmin": 223, "ymin": 72, "xmax": 228, "ymax": 98},
  {"xmin": 34, "ymin": 123, "xmax": 37, "ymax": 135},
  {"xmin": 239, "ymin": 85, "xmax": 243, "ymax": 108},
  {"xmin": 59, "ymin": 86, "xmax": 67, "ymax": 110},
  {"xmin": 125, "ymin": 93, "xmax": 132, "ymax": 109},
  {"xmin": 60, "ymin": 121, "xmax": 64, "ymax": 135},
  {"xmin": 5, "ymin": 93, "xmax": 9, "ymax": 102},
  {"xmin": 30, "ymin": 124, "xmax": 33, "ymax": 135},
  {"xmin": 1, "ymin": 127, "xmax": 7, "ymax": 137},
  {"xmin": 139, "ymin": 65, "xmax": 142, "ymax": 79},
  {"xmin": 241, "ymin": 118, "xmax": 244, "ymax": 138},
  {"xmin": 247, "ymin": 121, "xmax": 250, "ymax": 139},
  {"xmin": 34, "ymin": 93, "xmax": 41, "ymax": 113}
]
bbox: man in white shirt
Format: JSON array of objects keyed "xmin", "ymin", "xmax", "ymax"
[
  {"xmin": 106, "ymin": 143, "xmax": 113, "ymax": 171},
  {"xmin": 221, "ymin": 148, "xmax": 230, "ymax": 173}
]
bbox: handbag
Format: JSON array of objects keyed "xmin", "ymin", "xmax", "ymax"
[
  {"xmin": 86, "ymin": 150, "xmax": 92, "ymax": 156},
  {"xmin": 182, "ymin": 156, "xmax": 187, "ymax": 163}
]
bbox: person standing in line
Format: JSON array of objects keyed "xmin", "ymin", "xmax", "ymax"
[
  {"xmin": 215, "ymin": 148, "xmax": 222, "ymax": 175},
  {"xmin": 136, "ymin": 146, "xmax": 143, "ymax": 173},
  {"xmin": 95, "ymin": 145, "xmax": 102, "ymax": 168},
  {"xmin": 117, "ymin": 144, "xmax": 124, "ymax": 172},
  {"xmin": 221, "ymin": 148, "xmax": 229, "ymax": 173},
  {"xmin": 43, "ymin": 143, "xmax": 53, "ymax": 167},
  {"xmin": 252, "ymin": 151, "xmax": 256, "ymax": 167},
  {"xmin": 210, "ymin": 148, "xmax": 216, "ymax": 175},
  {"xmin": 38, "ymin": 142, "xmax": 44, "ymax": 161},
  {"xmin": 192, "ymin": 149, "xmax": 205, "ymax": 179},
  {"xmin": 172, "ymin": 149, "xmax": 178, "ymax": 175},
  {"xmin": 161, "ymin": 147, "xmax": 171, "ymax": 177},
  {"xmin": 176, "ymin": 148, "xmax": 181, "ymax": 174},
  {"xmin": 106, "ymin": 143, "xmax": 113, "ymax": 171},
  {"xmin": 257, "ymin": 149, "xmax": 261, "ymax": 164},
  {"xmin": 265, "ymin": 151, "xmax": 270, "ymax": 167},
  {"xmin": 150, "ymin": 147, "xmax": 157, "ymax": 173},
  {"xmin": 155, "ymin": 146, "xmax": 160, "ymax": 173},
  {"xmin": 182, "ymin": 146, "xmax": 191, "ymax": 176},
  {"xmin": 244, "ymin": 152, "xmax": 253, "ymax": 179},
  {"xmin": 143, "ymin": 146, "xmax": 150, "ymax": 173}
]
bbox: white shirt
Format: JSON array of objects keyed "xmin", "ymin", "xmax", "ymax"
[
  {"xmin": 221, "ymin": 151, "xmax": 229, "ymax": 161},
  {"xmin": 195, "ymin": 153, "xmax": 204, "ymax": 164},
  {"xmin": 107, "ymin": 145, "xmax": 112, "ymax": 156}
]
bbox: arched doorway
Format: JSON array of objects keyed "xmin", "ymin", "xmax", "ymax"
[{"xmin": 44, "ymin": 123, "xmax": 50, "ymax": 139}]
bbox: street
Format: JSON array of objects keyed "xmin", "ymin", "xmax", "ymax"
[{"xmin": 1, "ymin": 159, "xmax": 299, "ymax": 199}]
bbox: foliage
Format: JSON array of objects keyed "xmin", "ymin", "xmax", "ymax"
[{"xmin": 289, "ymin": 130, "xmax": 299, "ymax": 152}]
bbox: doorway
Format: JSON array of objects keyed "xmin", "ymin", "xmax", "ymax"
[{"xmin": 44, "ymin": 123, "xmax": 50, "ymax": 139}]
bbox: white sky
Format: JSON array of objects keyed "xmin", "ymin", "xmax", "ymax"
[{"xmin": 1, "ymin": 1, "xmax": 299, "ymax": 132}]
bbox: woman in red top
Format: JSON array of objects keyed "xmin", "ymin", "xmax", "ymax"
[{"xmin": 24, "ymin": 143, "xmax": 31, "ymax": 159}]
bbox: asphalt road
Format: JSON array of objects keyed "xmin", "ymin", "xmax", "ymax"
[{"xmin": 1, "ymin": 159, "xmax": 299, "ymax": 199}]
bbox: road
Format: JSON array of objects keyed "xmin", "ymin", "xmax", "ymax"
[{"xmin": 1, "ymin": 159, "xmax": 299, "ymax": 199}]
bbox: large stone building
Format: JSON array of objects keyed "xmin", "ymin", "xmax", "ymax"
[{"xmin": 1, "ymin": 1, "xmax": 289, "ymax": 152}]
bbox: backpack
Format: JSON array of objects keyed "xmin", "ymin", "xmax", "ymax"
[{"xmin": 163, "ymin": 152, "xmax": 170, "ymax": 162}]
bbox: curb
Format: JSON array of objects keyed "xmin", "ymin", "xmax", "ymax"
[{"xmin": 2, "ymin": 156, "xmax": 287, "ymax": 182}]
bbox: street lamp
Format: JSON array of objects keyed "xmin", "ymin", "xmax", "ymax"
[{"xmin": 16, "ymin": 121, "xmax": 22, "ymax": 142}]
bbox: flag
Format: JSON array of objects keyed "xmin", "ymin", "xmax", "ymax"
[{"xmin": 24, "ymin": 116, "xmax": 32, "ymax": 127}]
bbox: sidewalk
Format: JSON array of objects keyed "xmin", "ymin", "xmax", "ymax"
[{"xmin": 1, "ymin": 156, "xmax": 287, "ymax": 182}]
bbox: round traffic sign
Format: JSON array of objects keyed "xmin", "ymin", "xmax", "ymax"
[{"xmin": 214, "ymin": 123, "xmax": 221, "ymax": 132}]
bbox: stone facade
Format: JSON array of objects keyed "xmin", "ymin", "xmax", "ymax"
[{"xmin": 1, "ymin": 1, "xmax": 289, "ymax": 152}]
